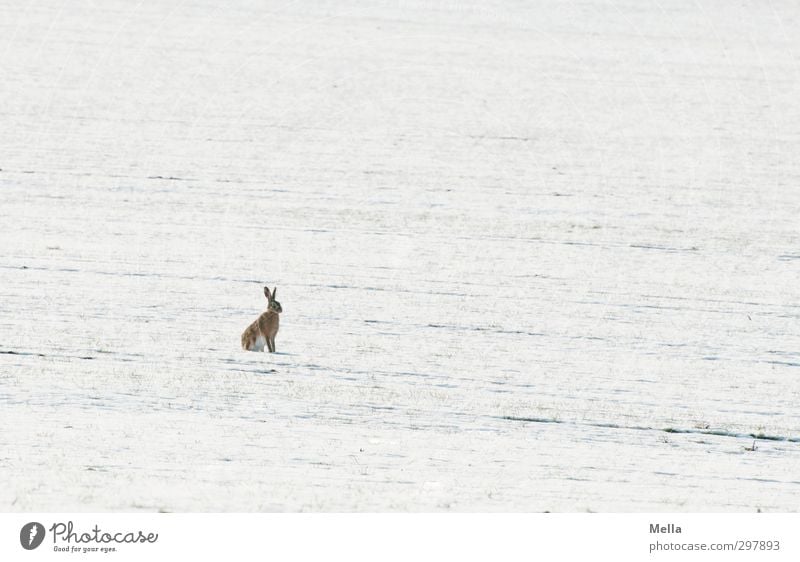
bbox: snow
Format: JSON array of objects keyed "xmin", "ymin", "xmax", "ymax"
[{"xmin": 1, "ymin": 0, "xmax": 799, "ymax": 511}]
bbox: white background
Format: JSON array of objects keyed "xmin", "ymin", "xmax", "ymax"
[
  {"xmin": 1, "ymin": 514, "xmax": 798, "ymax": 561},
  {"xmin": 1, "ymin": 0, "xmax": 799, "ymax": 511}
]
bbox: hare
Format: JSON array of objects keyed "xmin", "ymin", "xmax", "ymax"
[{"xmin": 241, "ymin": 286, "xmax": 283, "ymax": 352}]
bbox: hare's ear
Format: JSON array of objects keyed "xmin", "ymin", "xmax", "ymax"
[
  {"xmin": 264, "ymin": 286, "xmax": 271, "ymax": 301},
  {"xmin": 272, "ymin": 287, "xmax": 277, "ymax": 299}
]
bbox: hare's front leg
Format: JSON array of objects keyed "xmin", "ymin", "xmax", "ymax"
[{"xmin": 269, "ymin": 337, "xmax": 276, "ymax": 353}]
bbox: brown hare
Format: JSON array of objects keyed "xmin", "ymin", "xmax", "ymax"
[{"xmin": 241, "ymin": 286, "xmax": 282, "ymax": 352}]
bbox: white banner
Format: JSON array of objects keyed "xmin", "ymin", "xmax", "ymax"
[{"xmin": 1, "ymin": 514, "xmax": 796, "ymax": 561}]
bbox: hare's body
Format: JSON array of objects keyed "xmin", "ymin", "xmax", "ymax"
[
  {"xmin": 241, "ymin": 310, "xmax": 279, "ymax": 352},
  {"xmin": 242, "ymin": 286, "xmax": 282, "ymax": 352}
]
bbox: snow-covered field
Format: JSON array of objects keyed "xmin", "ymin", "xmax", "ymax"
[{"xmin": 1, "ymin": 0, "xmax": 799, "ymax": 511}]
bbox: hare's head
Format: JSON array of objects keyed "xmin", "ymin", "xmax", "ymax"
[{"xmin": 264, "ymin": 286, "xmax": 282, "ymax": 313}]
